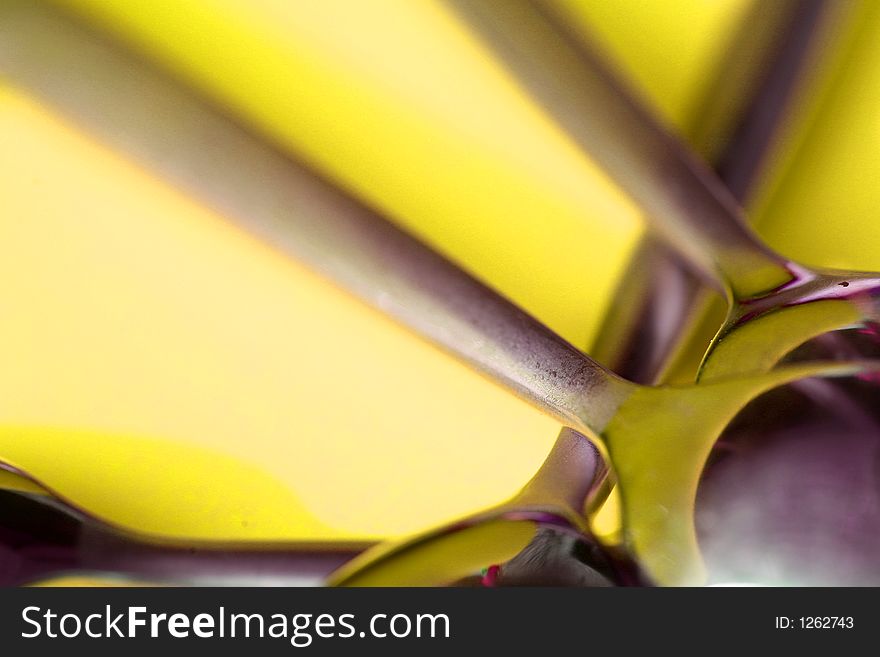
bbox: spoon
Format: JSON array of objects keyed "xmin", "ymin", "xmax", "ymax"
[
  {"xmin": 565, "ymin": 0, "xmax": 832, "ymax": 520},
  {"xmin": 450, "ymin": 0, "xmax": 880, "ymax": 585},
  {"xmin": 449, "ymin": 0, "xmax": 880, "ymax": 381},
  {"xmin": 0, "ymin": 479, "xmax": 367, "ymax": 587},
  {"xmin": 4, "ymin": 3, "xmax": 877, "ymax": 585},
  {"xmin": 590, "ymin": 0, "xmax": 831, "ymax": 384}
]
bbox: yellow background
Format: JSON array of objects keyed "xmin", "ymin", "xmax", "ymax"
[{"xmin": 2, "ymin": 0, "xmax": 878, "ymax": 549}]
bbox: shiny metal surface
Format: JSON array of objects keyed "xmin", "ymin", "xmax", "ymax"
[
  {"xmin": 0, "ymin": 484, "xmax": 367, "ymax": 586},
  {"xmin": 3, "ymin": 2, "xmax": 878, "ymax": 586},
  {"xmin": 0, "ymin": 2, "xmax": 632, "ymax": 433},
  {"xmin": 454, "ymin": 0, "xmax": 880, "ymax": 382},
  {"xmin": 591, "ymin": 0, "xmax": 827, "ymax": 384}
]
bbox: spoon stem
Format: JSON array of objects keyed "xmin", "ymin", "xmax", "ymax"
[
  {"xmin": 590, "ymin": 0, "xmax": 829, "ymax": 382},
  {"xmin": 0, "ymin": 490, "xmax": 365, "ymax": 586},
  {"xmin": 449, "ymin": 0, "xmax": 797, "ymax": 299},
  {"xmin": 0, "ymin": 2, "xmax": 632, "ymax": 435}
]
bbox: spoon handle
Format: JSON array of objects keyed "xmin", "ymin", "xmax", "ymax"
[
  {"xmin": 590, "ymin": 0, "xmax": 828, "ymax": 382},
  {"xmin": 0, "ymin": 489, "xmax": 365, "ymax": 586},
  {"xmin": 450, "ymin": 0, "xmax": 795, "ymax": 299},
  {"xmin": 0, "ymin": 3, "xmax": 630, "ymax": 433}
]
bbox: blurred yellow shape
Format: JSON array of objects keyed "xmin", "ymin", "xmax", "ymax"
[
  {"xmin": 0, "ymin": 427, "xmax": 340, "ymax": 539},
  {"xmin": 752, "ymin": 1, "xmax": 880, "ymax": 271},
  {"xmin": 553, "ymin": 0, "xmax": 754, "ymax": 133},
  {"xmin": 0, "ymin": 468, "xmax": 46, "ymax": 495},
  {"xmin": 49, "ymin": 0, "xmax": 771, "ymax": 544},
  {"xmin": 29, "ymin": 576, "xmax": 156, "ymax": 587},
  {"xmin": 0, "ymin": 86, "xmax": 561, "ymax": 540},
  {"xmin": 59, "ymin": 0, "xmax": 642, "ymax": 350}
]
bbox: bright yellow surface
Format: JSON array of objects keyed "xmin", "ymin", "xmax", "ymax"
[
  {"xmin": 0, "ymin": 468, "xmax": 46, "ymax": 495},
  {"xmin": 5, "ymin": 0, "xmax": 875, "ymax": 581},
  {"xmin": 0, "ymin": 87, "xmax": 562, "ymax": 540},
  {"xmin": 13, "ymin": 0, "xmax": 759, "ymax": 544},
  {"xmin": 553, "ymin": 0, "xmax": 754, "ymax": 132},
  {"xmin": 753, "ymin": 0, "xmax": 880, "ymax": 271},
  {"xmin": 59, "ymin": 0, "xmax": 643, "ymax": 350}
]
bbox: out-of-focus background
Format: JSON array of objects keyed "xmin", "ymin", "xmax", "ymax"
[{"xmin": 1, "ymin": 0, "xmax": 879, "ymax": 558}]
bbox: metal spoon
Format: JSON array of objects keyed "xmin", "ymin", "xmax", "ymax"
[
  {"xmin": 448, "ymin": 0, "xmax": 880, "ymax": 381},
  {"xmin": 590, "ymin": 0, "xmax": 831, "ymax": 384},
  {"xmin": 0, "ymin": 478, "xmax": 366, "ymax": 587},
  {"xmin": 3, "ymin": 2, "xmax": 876, "ymax": 585}
]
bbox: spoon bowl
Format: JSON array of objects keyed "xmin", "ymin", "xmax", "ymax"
[{"xmin": 696, "ymin": 368, "xmax": 880, "ymax": 585}]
